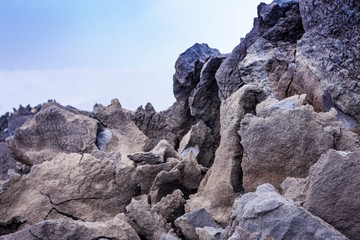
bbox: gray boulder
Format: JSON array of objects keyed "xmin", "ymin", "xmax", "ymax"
[
  {"xmin": 173, "ymin": 43, "xmax": 220, "ymax": 101},
  {"xmin": 304, "ymin": 150, "xmax": 360, "ymax": 240},
  {"xmin": 0, "ymin": 216, "xmax": 140, "ymax": 240},
  {"xmin": 174, "ymin": 208, "xmax": 220, "ymax": 240},
  {"xmin": 222, "ymin": 184, "xmax": 348, "ymax": 240},
  {"xmin": 152, "ymin": 189, "xmax": 186, "ymax": 223}
]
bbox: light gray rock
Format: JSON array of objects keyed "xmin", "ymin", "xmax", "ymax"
[
  {"xmin": 186, "ymin": 86, "xmax": 267, "ymax": 224},
  {"xmin": 304, "ymin": 150, "xmax": 360, "ymax": 240},
  {"xmin": 195, "ymin": 226, "xmax": 223, "ymax": 240},
  {"xmin": 280, "ymin": 177, "xmax": 308, "ymax": 204},
  {"xmin": 8, "ymin": 102, "xmax": 98, "ymax": 166},
  {"xmin": 175, "ymin": 208, "xmax": 220, "ymax": 240},
  {"xmin": 0, "ymin": 152, "xmax": 138, "ymax": 232},
  {"xmin": 222, "ymin": 184, "xmax": 348, "ymax": 240},
  {"xmin": 0, "ymin": 216, "xmax": 140, "ymax": 240}
]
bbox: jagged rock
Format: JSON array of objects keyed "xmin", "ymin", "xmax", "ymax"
[
  {"xmin": 195, "ymin": 227, "xmax": 223, "ymax": 240},
  {"xmin": 0, "ymin": 216, "xmax": 140, "ymax": 240},
  {"xmin": 0, "ymin": 152, "xmax": 138, "ymax": 232},
  {"xmin": 285, "ymin": 0, "xmax": 360, "ymax": 127},
  {"xmin": 215, "ymin": 0, "xmax": 304, "ymax": 101},
  {"xmin": 128, "ymin": 152, "xmax": 162, "ymax": 165},
  {"xmin": 132, "ymin": 100, "xmax": 196, "ymax": 147},
  {"xmin": 174, "ymin": 208, "xmax": 220, "ymax": 240},
  {"xmin": 178, "ymin": 121, "xmax": 215, "ymax": 168},
  {"xmin": 125, "ymin": 199, "xmax": 167, "ymax": 240},
  {"xmin": 222, "ymin": 184, "xmax": 348, "ymax": 240},
  {"xmin": 92, "ymin": 99, "xmax": 153, "ymax": 164},
  {"xmin": 136, "ymin": 162, "xmax": 178, "ymax": 195},
  {"xmin": 304, "ymin": 150, "xmax": 360, "ymax": 239},
  {"xmin": 7, "ymin": 102, "xmax": 98, "ymax": 166},
  {"xmin": 280, "ymin": 177, "xmax": 307, "ymax": 204},
  {"xmin": 150, "ymin": 152, "xmax": 202, "ymax": 204},
  {"xmin": 186, "ymin": 86, "xmax": 266, "ymax": 224},
  {"xmin": 152, "ymin": 189, "xmax": 185, "ymax": 223},
  {"xmin": 173, "ymin": 43, "xmax": 220, "ymax": 101},
  {"xmin": 240, "ymin": 95, "xmax": 359, "ymax": 192}
]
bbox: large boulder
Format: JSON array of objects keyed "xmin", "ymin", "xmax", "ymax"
[
  {"xmin": 222, "ymin": 184, "xmax": 348, "ymax": 240},
  {"xmin": 173, "ymin": 43, "xmax": 220, "ymax": 101},
  {"xmin": 0, "ymin": 152, "xmax": 138, "ymax": 233},
  {"xmin": 304, "ymin": 150, "xmax": 360, "ymax": 239},
  {"xmin": 186, "ymin": 86, "xmax": 267, "ymax": 224},
  {"xmin": 0, "ymin": 143, "xmax": 16, "ymax": 182},
  {"xmin": 240, "ymin": 95, "xmax": 359, "ymax": 192},
  {"xmin": 215, "ymin": 0, "xmax": 304, "ymax": 101},
  {"xmin": 152, "ymin": 189, "xmax": 186, "ymax": 223},
  {"xmin": 289, "ymin": 0, "xmax": 360, "ymax": 126},
  {"xmin": 0, "ymin": 216, "xmax": 140, "ymax": 240},
  {"xmin": 8, "ymin": 102, "xmax": 98, "ymax": 166},
  {"xmin": 92, "ymin": 99, "xmax": 153, "ymax": 164}
]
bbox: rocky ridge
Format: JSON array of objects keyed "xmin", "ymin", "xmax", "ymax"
[{"xmin": 1, "ymin": 0, "xmax": 360, "ymax": 239}]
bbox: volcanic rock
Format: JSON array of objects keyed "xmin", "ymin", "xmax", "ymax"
[
  {"xmin": 195, "ymin": 227, "xmax": 223, "ymax": 240},
  {"xmin": 186, "ymin": 86, "xmax": 267, "ymax": 224},
  {"xmin": 8, "ymin": 102, "xmax": 98, "ymax": 166},
  {"xmin": 240, "ymin": 94, "xmax": 359, "ymax": 192},
  {"xmin": 152, "ymin": 189, "xmax": 185, "ymax": 223},
  {"xmin": 304, "ymin": 150, "xmax": 360, "ymax": 239},
  {"xmin": 0, "ymin": 152, "xmax": 138, "ymax": 232},
  {"xmin": 222, "ymin": 184, "xmax": 348, "ymax": 240},
  {"xmin": 0, "ymin": 216, "xmax": 140, "ymax": 240}
]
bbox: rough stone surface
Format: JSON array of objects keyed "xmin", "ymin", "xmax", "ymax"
[
  {"xmin": 125, "ymin": 199, "xmax": 167, "ymax": 240},
  {"xmin": 173, "ymin": 43, "xmax": 220, "ymax": 101},
  {"xmin": 186, "ymin": 86, "xmax": 267, "ymax": 224},
  {"xmin": 174, "ymin": 208, "xmax": 220, "ymax": 240},
  {"xmin": 0, "ymin": 143, "xmax": 16, "ymax": 182},
  {"xmin": 152, "ymin": 189, "xmax": 185, "ymax": 223},
  {"xmin": 92, "ymin": 99, "xmax": 153, "ymax": 164},
  {"xmin": 215, "ymin": 1, "xmax": 304, "ymax": 101},
  {"xmin": 240, "ymin": 95, "xmax": 359, "ymax": 192},
  {"xmin": 150, "ymin": 152, "xmax": 202, "ymax": 204},
  {"xmin": 280, "ymin": 177, "xmax": 308, "ymax": 205},
  {"xmin": 0, "ymin": 216, "xmax": 140, "ymax": 240},
  {"xmin": 8, "ymin": 102, "xmax": 98, "ymax": 166},
  {"xmin": 178, "ymin": 121, "xmax": 215, "ymax": 168},
  {"xmin": 195, "ymin": 226, "xmax": 223, "ymax": 240},
  {"xmin": 304, "ymin": 150, "xmax": 360, "ymax": 239},
  {"xmin": 0, "ymin": 152, "xmax": 138, "ymax": 233},
  {"xmin": 222, "ymin": 184, "xmax": 348, "ymax": 240}
]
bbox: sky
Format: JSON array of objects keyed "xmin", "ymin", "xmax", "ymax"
[{"xmin": 0, "ymin": 0, "xmax": 272, "ymax": 114}]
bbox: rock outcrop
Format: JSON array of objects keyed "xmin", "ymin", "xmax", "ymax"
[{"xmin": 222, "ymin": 184, "xmax": 348, "ymax": 240}]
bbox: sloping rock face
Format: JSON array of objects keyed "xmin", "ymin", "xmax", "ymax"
[
  {"xmin": 215, "ymin": 0, "xmax": 304, "ymax": 101},
  {"xmin": 186, "ymin": 86, "xmax": 267, "ymax": 224},
  {"xmin": 291, "ymin": 0, "xmax": 360, "ymax": 127},
  {"xmin": 222, "ymin": 184, "xmax": 348, "ymax": 240},
  {"xmin": 240, "ymin": 95, "xmax": 359, "ymax": 191},
  {"xmin": 8, "ymin": 102, "xmax": 98, "ymax": 166},
  {"xmin": 304, "ymin": 150, "xmax": 360, "ymax": 239},
  {"xmin": 0, "ymin": 217, "xmax": 140, "ymax": 240},
  {"xmin": 0, "ymin": 152, "xmax": 138, "ymax": 233}
]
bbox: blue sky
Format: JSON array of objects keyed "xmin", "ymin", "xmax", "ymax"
[{"xmin": 0, "ymin": 0, "xmax": 271, "ymax": 113}]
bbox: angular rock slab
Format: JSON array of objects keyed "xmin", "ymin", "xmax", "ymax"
[
  {"xmin": 304, "ymin": 150, "xmax": 360, "ymax": 240},
  {"xmin": 0, "ymin": 216, "xmax": 140, "ymax": 240},
  {"xmin": 222, "ymin": 184, "xmax": 348, "ymax": 240},
  {"xmin": 8, "ymin": 102, "xmax": 98, "ymax": 166},
  {"xmin": 0, "ymin": 152, "xmax": 138, "ymax": 232},
  {"xmin": 240, "ymin": 95, "xmax": 358, "ymax": 192},
  {"xmin": 186, "ymin": 85, "xmax": 267, "ymax": 224}
]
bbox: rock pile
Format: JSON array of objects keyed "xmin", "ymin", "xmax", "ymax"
[{"xmin": 1, "ymin": 0, "xmax": 360, "ymax": 239}]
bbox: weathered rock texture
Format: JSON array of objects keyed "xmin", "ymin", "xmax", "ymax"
[
  {"xmin": 186, "ymin": 86, "xmax": 267, "ymax": 224},
  {"xmin": 222, "ymin": 184, "xmax": 348, "ymax": 240},
  {"xmin": 0, "ymin": 216, "xmax": 140, "ymax": 240},
  {"xmin": 304, "ymin": 150, "xmax": 360, "ymax": 239},
  {"xmin": 8, "ymin": 102, "xmax": 98, "ymax": 166},
  {"xmin": 240, "ymin": 95, "xmax": 359, "ymax": 192},
  {"xmin": 0, "ymin": 152, "xmax": 138, "ymax": 232}
]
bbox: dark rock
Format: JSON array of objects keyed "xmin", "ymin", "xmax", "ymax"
[
  {"xmin": 129, "ymin": 152, "xmax": 162, "ymax": 165},
  {"xmin": 304, "ymin": 150, "xmax": 360, "ymax": 239},
  {"xmin": 0, "ymin": 143, "xmax": 16, "ymax": 182},
  {"xmin": 222, "ymin": 184, "xmax": 348, "ymax": 240},
  {"xmin": 174, "ymin": 208, "xmax": 220, "ymax": 240},
  {"xmin": 152, "ymin": 189, "xmax": 186, "ymax": 223},
  {"xmin": 173, "ymin": 43, "xmax": 220, "ymax": 101}
]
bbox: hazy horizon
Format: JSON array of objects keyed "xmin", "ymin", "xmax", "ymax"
[{"xmin": 0, "ymin": 0, "xmax": 272, "ymax": 114}]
